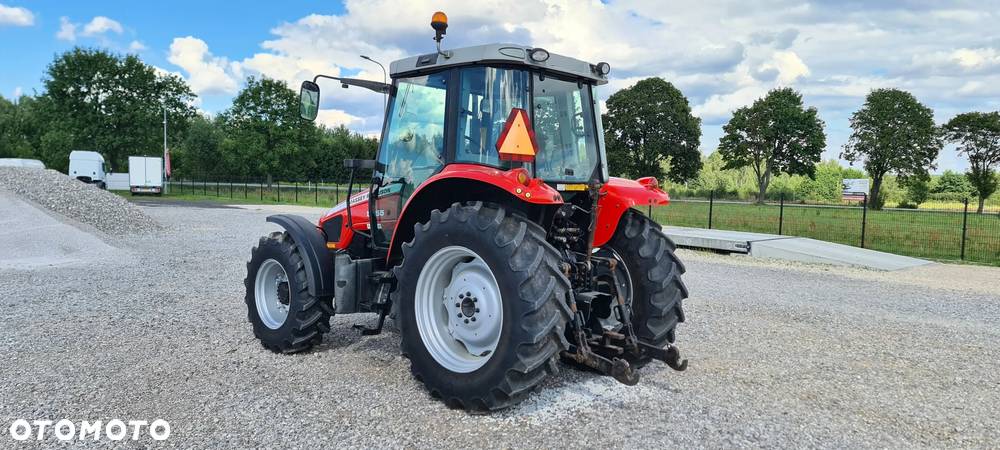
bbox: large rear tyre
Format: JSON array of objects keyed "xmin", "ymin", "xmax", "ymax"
[
  {"xmin": 245, "ymin": 232, "xmax": 334, "ymax": 353},
  {"xmin": 604, "ymin": 209, "xmax": 688, "ymax": 367},
  {"xmin": 394, "ymin": 202, "xmax": 572, "ymax": 412}
]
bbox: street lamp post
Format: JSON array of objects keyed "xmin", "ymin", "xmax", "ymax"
[{"xmin": 360, "ymin": 55, "xmax": 388, "ymax": 115}]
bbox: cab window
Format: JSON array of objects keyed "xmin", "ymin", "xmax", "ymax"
[{"xmin": 454, "ymin": 67, "xmax": 530, "ymax": 168}]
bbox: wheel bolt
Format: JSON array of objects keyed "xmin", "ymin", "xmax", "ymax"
[
  {"xmin": 475, "ymin": 308, "xmax": 480, "ymax": 313},
  {"xmin": 472, "ymin": 298, "xmax": 478, "ymax": 303},
  {"xmin": 455, "ymin": 303, "xmax": 460, "ymax": 307},
  {"xmin": 464, "ymin": 318, "xmax": 469, "ymax": 324},
  {"xmin": 457, "ymin": 313, "xmax": 462, "ymax": 318},
  {"xmin": 465, "ymin": 291, "xmax": 471, "ymax": 297},
  {"xmin": 459, "ymin": 293, "xmax": 464, "ymax": 299},
  {"xmin": 471, "ymin": 317, "xmax": 477, "ymax": 322}
]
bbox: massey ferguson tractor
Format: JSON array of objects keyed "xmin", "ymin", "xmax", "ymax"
[{"xmin": 245, "ymin": 12, "xmax": 688, "ymax": 411}]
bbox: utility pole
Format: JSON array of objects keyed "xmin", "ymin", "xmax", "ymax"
[{"xmin": 163, "ymin": 103, "xmax": 169, "ymax": 194}]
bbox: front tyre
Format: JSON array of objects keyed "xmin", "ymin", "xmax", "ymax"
[
  {"xmin": 245, "ymin": 232, "xmax": 333, "ymax": 353},
  {"xmin": 394, "ymin": 203, "xmax": 572, "ymax": 412}
]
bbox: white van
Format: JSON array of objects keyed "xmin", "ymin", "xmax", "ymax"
[
  {"xmin": 128, "ymin": 156, "xmax": 163, "ymax": 195},
  {"xmin": 69, "ymin": 151, "xmax": 108, "ymax": 189},
  {"xmin": 0, "ymin": 158, "xmax": 45, "ymax": 169}
]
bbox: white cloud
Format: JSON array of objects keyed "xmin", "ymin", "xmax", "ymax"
[
  {"xmin": 128, "ymin": 40, "xmax": 147, "ymax": 52},
  {"xmin": 56, "ymin": 17, "xmax": 76, "ymax": 41},
  {"xmin": 167, "ymin": 36, "xmax": 240, "ymax": 96},
  {"xmin": 316, "ymin": 109, "xmax": 365, "ymax": 129},
  {"xmin": 156, "ymin": 0, "xmax": 1000, "ymax": 171},
  {"xmin": 57, "ymin": 16, "xmax": 125, "ymax": 42},
  {"xmin": 82, "ymin": 16, "xmax": 123, "ymax": 36},
  {"xmin": 0, "ymin": 3, "xmax": 33, "ymax": 27}
]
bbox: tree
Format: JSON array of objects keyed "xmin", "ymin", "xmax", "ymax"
[
  {"xmin": 841, "ymin": 88, "xmax": 941, "ymax": 209},
  {"xmin": 42, "ymin": 47, "xmax": 196, "ymax": 170},
  {"xmin": 943, "ymin": 112, "xmax": 1000, "ymax": 213},
  {"xmin": 718, "ymin": 87, "xmax": 826, "ymax": 203},
  {"xmin": 932, "ymin": 170, "xmax": 973, "ymax": 196},
  {"xmin": 900, "ymin": 175, "xmax": 930, "ymax": 208},
  {"xmin": 219, "ymin": 76, "xmax": 312, "ymax": 179},
  {"xmin": 603, "ymin": 77, "xmax": 701, "ymax": 182}
]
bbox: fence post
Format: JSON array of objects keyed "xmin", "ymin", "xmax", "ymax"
[
  {"xmin": 294, "ymin": 181, "xmax": 299, "ymax": 203},
  {"xmin": 260, "ymin": 177, "xmax": 264, "ymax": 201},
  {"xmin": 961, "ymin": 197, "xmax": 969, "ymax": 260},
  {"xmin": 861, "ymin": 193, "xmax": 868, "ymax": 248},
  {"xmin": 216, "ymin": 177, "xmax": 220, "ymax": 196},
  {"xmin": 314, "ymin": 181, "xmax": 318, "ymax": 204},
  {"xmin": 778, "ymin": 193, "xmax": 785, "ymax": 235},
  {"xmin": 708, "ymin": 190, "xmax": 714, "ymax": 230},
  {"xmin": 335, "ymin": 182, "xmax": 339, "ymax": 203},
  {"xmin": 230, "ymin": 179, "xmax": 233, "ymax": 199},
  {"xmin": 277, "ymin": 180, "xmax": 281, "ymax": 202},
  {"xmin": 203, "ymin": 174, "xmax": 207, "ymax": 196},
  {"xmin": 244, "ymin": 176, "xmax": 248, "ymax": 199}
]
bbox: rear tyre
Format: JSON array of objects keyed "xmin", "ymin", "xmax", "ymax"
[
  {"xmin": 394, "ymin": 202, "xmax": 572, "ymax": 412},
  {"xmin": 245, "ymin": 232, "xmax": 333, "ymax": 353},
  {"xmin": 605, "ymin": 209, "xmax": 688, "ymax": 367}
]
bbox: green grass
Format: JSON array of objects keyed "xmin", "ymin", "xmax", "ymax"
[{"xmin": 652, "ymin": 200, "xmax": 1000, "ymax": 266}]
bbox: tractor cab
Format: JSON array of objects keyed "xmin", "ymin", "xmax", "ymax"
[{"xmin": 248, "ymin": 11, "xmax": 689, "ymax": 412}]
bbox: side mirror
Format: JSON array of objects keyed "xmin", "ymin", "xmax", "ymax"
[{"xmin": 299, "ymin": 81, "xmax": 320, "ymax": 121}]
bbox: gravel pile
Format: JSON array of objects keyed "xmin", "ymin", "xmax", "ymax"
[
  {"xmin": 0, "ymin": 167, "xmax": 159, "ymax": 236},
  {"xmin": 1, "ymin": 203, "xmax": 999, "ymax": 447}
]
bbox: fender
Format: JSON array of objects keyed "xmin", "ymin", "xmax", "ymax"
[
  {"xmin": 594, "ymin": 176, "xmax": 670, "ymax": 247},
  {"xmin": 386, "ymin": 164, "xmax": 564, "ymax": 263},
  {"xmin": 266, "ymin": 214, "xmax": 336, "ymax": 297}
]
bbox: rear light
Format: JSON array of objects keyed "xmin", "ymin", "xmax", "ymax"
[
  {"xmin": 636, "ymin": 176, "xmax": 659, "ymax": 189},
  {"xmin": 512, "ymin": 168, "xmax": 530, "ymax": 186}
]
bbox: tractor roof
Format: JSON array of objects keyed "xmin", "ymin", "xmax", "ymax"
[{"xmin": 389, "ymin": 43, "xmax": 609, "ymax": 85}]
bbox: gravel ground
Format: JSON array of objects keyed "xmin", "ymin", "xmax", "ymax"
[
  {"xmin": 1, "ymin": 202, "xmax": 999, "ymax": 448},
  {"xmin": 0, "ymin": 167, "xmax": 159, "ymax": 236}
]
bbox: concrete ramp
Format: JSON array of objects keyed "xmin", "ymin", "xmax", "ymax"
[
  {"xmin": 663, "ymin": 226, "xmax": 932, "ymax": 271},
  {"xmin": 0, "ymin": 191, "xmax": 120, "ymax": 269}
]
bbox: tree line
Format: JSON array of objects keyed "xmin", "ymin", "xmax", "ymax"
[
  {"xmin": 603, "ymin": 78, "xmax": 1000, "ymax": 212},
  {"xmin": 0, "ymin": 48, "xmax": 376, "ymax": 182},
  {"xmin": 2, "ymin": 47, "xmax": 998, "ymax": 212}
]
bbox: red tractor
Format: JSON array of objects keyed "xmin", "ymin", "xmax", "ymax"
[{"xmin": 245, "ymin": 12, "xmax": 688, "ymax": 411}]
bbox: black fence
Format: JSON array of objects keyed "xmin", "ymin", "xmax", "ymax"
[
  {"xmin": 650, "ymin": 192, "xmax": 1000, "ymax": 266},
  {"xmin": 164, "ymin": 176, "xmax": 364, "ymax": 206}
]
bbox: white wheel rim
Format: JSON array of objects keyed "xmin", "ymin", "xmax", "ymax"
[
  {"xmin": 415, "ymin": 245, "xmax": 503, "ymax": 373},
  {"xmin": 255, "ymin": 259, "xmax": 290, "ymax": 330}
]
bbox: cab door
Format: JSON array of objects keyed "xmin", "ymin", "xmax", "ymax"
[{"xmin": 372, "ymin": 71, "xmax": 449, "ymax": 243}]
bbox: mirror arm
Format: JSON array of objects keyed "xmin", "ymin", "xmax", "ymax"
[{"xmin": 313, "ymin": 74, "xmax": 392, "ymax": 95}]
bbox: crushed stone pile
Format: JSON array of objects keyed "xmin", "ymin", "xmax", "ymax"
[{"xmin": 0, "ymin": 167, "xmax": 160, "ymax": 236}]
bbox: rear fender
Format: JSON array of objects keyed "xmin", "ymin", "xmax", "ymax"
[
  {"xmin": 386, "ymin": 164, "xmax": 564, "ymax": 264},
  {"xmin": 266, "ymin": 214, "xmax": 335, "ymax": 297},
  {"xmin": 594, "ymin": 176, "xmax": 669, "ymax": 247}
]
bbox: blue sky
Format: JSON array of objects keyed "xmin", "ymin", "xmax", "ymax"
[{"xmin": 2, "ymin": 0, "xmax": 999, "ymax": 173}]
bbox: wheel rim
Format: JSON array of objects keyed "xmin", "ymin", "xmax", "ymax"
[
  {"xmin": 594, "ymin": 248, "xmax": 633, "ymax": 330},
  {"xmin": 255, "ymin": 259, "xmax": 290, "ymax": 330},
  {"xmin": 415, "ymin": 246, "xmax": 503, "ymax": 373}
]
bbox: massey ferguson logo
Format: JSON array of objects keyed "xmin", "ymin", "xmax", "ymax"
[{"xmin": 7, "ymin": 419, "xmax": 170, "ymax": 442}]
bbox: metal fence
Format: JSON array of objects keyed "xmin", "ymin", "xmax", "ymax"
[
  {"xmin": 651, "ymin": 192, "xmax": 1000, "ymax": 265},
  {"xmin": 164, "ymin": 176, "xmax": 363, "ymax": 206}
]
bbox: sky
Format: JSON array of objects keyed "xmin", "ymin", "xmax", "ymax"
[{"xmin": 2, "ymin": 0, "xmax": 999, "ymax": 173}]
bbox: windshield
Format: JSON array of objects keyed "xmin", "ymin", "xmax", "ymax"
[
  {"xmin": 453, "ymin": 66, "xmax": 602, "ymax": 183},
  {"xmin": 532, "ymin": 74, "xmax": 600, "ymax": 182}
]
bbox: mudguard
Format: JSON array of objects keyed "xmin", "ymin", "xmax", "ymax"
[
  {"xmin": 266, "ymin": 214, "xmax": 335, "ymax": 298},
  {"xmin": 593, "ymin": 176, "xmax": 670, "ymax": 247}
]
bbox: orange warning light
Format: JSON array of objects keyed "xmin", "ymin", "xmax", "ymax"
[{"xmin": 496, "ymin": 108, "xmax": 538, "ymax": 162}]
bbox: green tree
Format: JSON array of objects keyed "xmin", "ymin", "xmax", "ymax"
[
  {"xmin": 175, "ymin": 114, "xmax": 225, "ymax": 178},
  {"xmin": 603, "ymin": 77, "xmax": 701, "ymax": 182},
  {"xmin": 841, "ymin": 88, "xmax": 941, "ymax": 209},
  {"xmin": 943, "ymin": 111, "xmax": 1000, "ymax": 213},
  {"xmin": 41, "ymin": 47, "xmax": 196, "ymax": 171},
  {"xmin": 932, "ymin": 170, "xmax": 973, "ymax": 196},
  {"xmin": 718, "ymin": 87, "xmax": 826, "ymax": 203},
  {"xmin": 900, "ymin": 175, "xmax": 930, "ymax": 208},
  {"xmin": 220, "ymin": 76, "xmax": 312, "ymax": 179}
]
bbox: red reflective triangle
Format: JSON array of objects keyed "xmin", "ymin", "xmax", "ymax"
[{"xmin": 496, "ymin": 108, "xmax": 538, "ymax": 162}]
